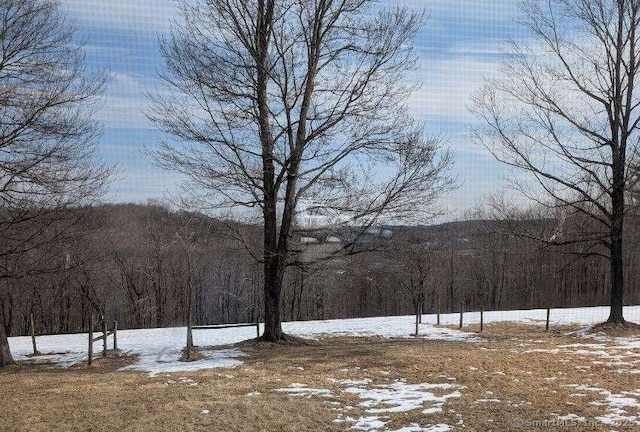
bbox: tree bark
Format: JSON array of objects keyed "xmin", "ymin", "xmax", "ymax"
[
  {"xmin": 0, "ymin": 305, "xmax": 13, "ymax": 368},
  {"xmin": 261, "ymin": 254, "xmax": 284, "ymax": 341},
  {"xmin": 608, "ymin": 135, "xmax": 626, "ymax": 324},
  {"xmin": 607, "ymin": 216, "xmax": 625, "ymax": 323}
]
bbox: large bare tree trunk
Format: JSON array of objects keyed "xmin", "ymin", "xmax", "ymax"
[
  {"xmin": 262, "ymin": 254, "xmax": 285, "ymax": 341},
  {"xmin": 609, "ymin": 237, "xmax": 625, "ymax": 323},
  {"xmin": 608, "ymin": 198, "xmax": 625, "ymax": 323}
]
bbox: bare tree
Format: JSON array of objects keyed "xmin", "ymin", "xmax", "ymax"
[
  {"xmin": 395, "ymin": 241, "xmax": 431, "ymax": 333},
  {"xmin": 472, "ymin": 0, "xmax": 640, "ymax": 325},
  {"xmin": 149, "ymin": 0, "xmax": 454, "ymax": 341},
  {"xmin": 0, "ymin": 0, "xmax": 110, "ymax": 367}
]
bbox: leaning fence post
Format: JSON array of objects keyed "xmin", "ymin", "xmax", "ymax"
[
  {"xmin": 88, "ymin": 315, "xmax": 93, "ymax": 366},
  {"xmin": 113, "ymin": 321, "xmax": 118, "ymax": 350},
  {"xmin": 545, "ymin": 307, "xmax": 551, "ymax": 332},
  {"xmin": 30, "ymin": 313, "xmax": 37, "ymax": 355},
  {"xmin": 480, "ymin": 308, "xmax": 484, "ymax": 333},
  {"xmin": 459, "ymin": 301, "xmax": 464, "ymax": 329}
]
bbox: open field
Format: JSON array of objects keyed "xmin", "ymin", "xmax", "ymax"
[{"xmin": 1, "ymin": 321, "xmax": 639, "ymax": 432}]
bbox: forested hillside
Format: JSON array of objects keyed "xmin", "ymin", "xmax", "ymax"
[{"xmin": 1, "ymin": 203, "xmax": 638, "ymax": 337}]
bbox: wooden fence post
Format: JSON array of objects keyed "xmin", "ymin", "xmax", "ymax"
[
  {"xmin": 545, "ymin": 307, "xmax": 551, "ymax": 332},
  {"xmin": 255, "ymin": 315, "xmax": 260, "ymax": 339},
  {"xmin": 88, "ymin": 315, "xmax": 93, "ymax": 366},
  {"xmin": 459, "ymin": 301, "xmax": 464, "ymax": 329},
  {"xmin": 480, "ymin": 308, "xmax": 484, "ymax": 332},
  {"xmin": 113, "ymin": 321, "xmax": 118, "ymax": 350},
  {"xmin": 436, "ymin": 300, "xmax": 441, "ymax": 326},
  {"xmin": 186, "ymin": 320, "xmax": 193, "ymax": 361},
  {"xmin": 30, "ymin": 314, "xmax": 37, "ymax": 355},
  {"xmin": 102, "ymin": 319, "xmax": 107, "ymax": 357}
]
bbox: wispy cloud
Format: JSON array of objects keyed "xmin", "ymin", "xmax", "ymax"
[
  {"xmin": 105, "ymin": 166, "xmax": 185, "ymax": 203},
  {"xmin": 97, "ymin": 71, "xmax": 156, "ymax": 129},
  {"xmin": 408, "ymin": 55, "xmax": 503, "ymax": 125},
  {"xmin": 426, "ymin": 0, "xmax": 519, "ymax": 22},
  {"xmin": 63, "ymin": 0, "xmax": 529, "ymax": 216},
  {"xmin": 62, "ymin": 0, "xmax": 177, "ymax": 34}
]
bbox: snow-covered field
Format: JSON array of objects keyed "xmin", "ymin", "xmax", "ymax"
[
  {"xmin": 8, "ymin": 305, "xmax": 639, "ymax": 374},
  {"xmin": 6, "ymin": 305, "xmax": 640, "ymax": 432}
]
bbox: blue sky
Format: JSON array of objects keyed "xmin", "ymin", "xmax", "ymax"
[{"xmin": 60, "ymin": 0, "xmax": 528, "ymax": 220}]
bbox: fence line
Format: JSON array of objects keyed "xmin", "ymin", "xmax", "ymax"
[
  {"xmin": 87, "ymin": 317, "xmax": 117, "ymax": 366},
  {"xmin": 186, "ymin": 320, "xmax": 260, "ymax": 360},
  {"xmin": 429, "ymin": 304, "xmax": 638, "ymax": 333}
]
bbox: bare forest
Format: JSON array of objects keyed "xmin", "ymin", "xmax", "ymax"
[{"xmin": 2, "ymin": 202, "xmax": 639, "ymax": 338}]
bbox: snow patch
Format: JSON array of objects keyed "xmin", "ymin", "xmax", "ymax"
[
  {"xmin": 120, "ymin": 348, "xmax": 245, "ymax": 376},
  {"xmin": 349, "ymin": 416, "xmax": 389, "ymax": 430},
  {"xmin": 276, "ymin": 383, "xmax": 333, "ymax": 398},
  {"xmin": 563, "ymin": 384, "xmax": 640, "ymax": 426},
  {"xmin": 342, "ymin": 381, "xmax": 462, "ymax": 414},
  {"xmin": 385, "ymin": 424, "xmax": 452, "ymax": 432}
]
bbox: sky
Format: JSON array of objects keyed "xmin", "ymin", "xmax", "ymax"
[{"xmin": 59, "ymin": 0, "xmax": 529, "ymax": 221}]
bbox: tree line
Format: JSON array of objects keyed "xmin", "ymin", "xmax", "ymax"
[{"xmin": 2, "ymin": 202, "xmax": 638, "ymax": 339}]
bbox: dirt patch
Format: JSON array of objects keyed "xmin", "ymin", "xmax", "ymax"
[
  {"xmin": 236, "ymin": 334, "xmax": 321, "ymax": 349},
  {"xmin": 179, "ymin": 347, "xmax": 206, "ymax": 362},
  {"xmin": 591, "ymin": 320, "xmax": 640, "ymax": 336},
  {"xmin": 2, "ymin": 351, "xmax": 138, "ymax": 375}
]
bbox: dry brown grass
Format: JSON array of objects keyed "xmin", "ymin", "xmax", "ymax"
[
  {"xmin": 1, "ymin": 323, "xmax": 638, "ymax": 432},
  {"xmin": 591, "ymin": 320, "xmax": 640, "ymax": 336}
]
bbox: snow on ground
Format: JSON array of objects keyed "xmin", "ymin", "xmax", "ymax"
[
  {"xmin": 342, "ymin": 381, "xmax": 462, "ymax": 414},
  {"xmin": 287, "ymin": 316, "xmax": 481, "ymax": 342},
  {"xmin": 275, "ymin": 383, "xmax": 334, "ymax": 398},
  {"xmin": 120, "ymin": 348, "xmax": 246, "ymax": 377},
  {"xmin": 9, "ymin": 326, "xmax": 252, "ymax": 376},
  {"xmin": 427, "ymin": 305, "xmax": 640, "ymax": 327},
  {"xmin": 7, "ymin": 305, "xmax": 640, "ymax": 376},
  {"xmin": 7, "ymin": 314, "xmax": 480, "ymax": 374},
  {"xmin": 563, "ymin": 385, "xmax": 640, "ymax": 426},
  {"xmin": 280, "ymin": 378, "xmax": 463, "ymax": 432},
  {"xmin": 522, "ymin": 340, "xmax": 640, "ymax": 375},
  {"xmin": 6, "ymin": 305, "xmax": 640, "ymax": 431}
]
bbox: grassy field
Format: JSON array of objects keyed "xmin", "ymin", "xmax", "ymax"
[{"xmin": 1, "ymin": 323, "xmax": 639, "ymax": 432}]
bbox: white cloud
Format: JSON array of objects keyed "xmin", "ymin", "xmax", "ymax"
[
  {"xmin": 96, "ymin": 72, "xmax": 158, "ymax": 129},
  {"xmin": 407, "ymin": 55, "xmax": 503, "ymax": 123},
  {"xmin": 104, "ymin": 165, "xmax": 185, "ymax": 203},
  {"xmin": 62, "ymin": 0, "xmax": 519, "ymax": 36},
  {"xmin": 61, "ymin": 0, "xmax": 523, "ymax": 216},
  {"xmin": 98, "ymin": 95, "xmax": 152, "ymax": 129},
  {"xmin": 62, "ymin": 0, "xmax": 178, "ymax": 34},
  {"xmin": 425, "ymin": 0, "xmax": 519, "ymax": 22}
]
